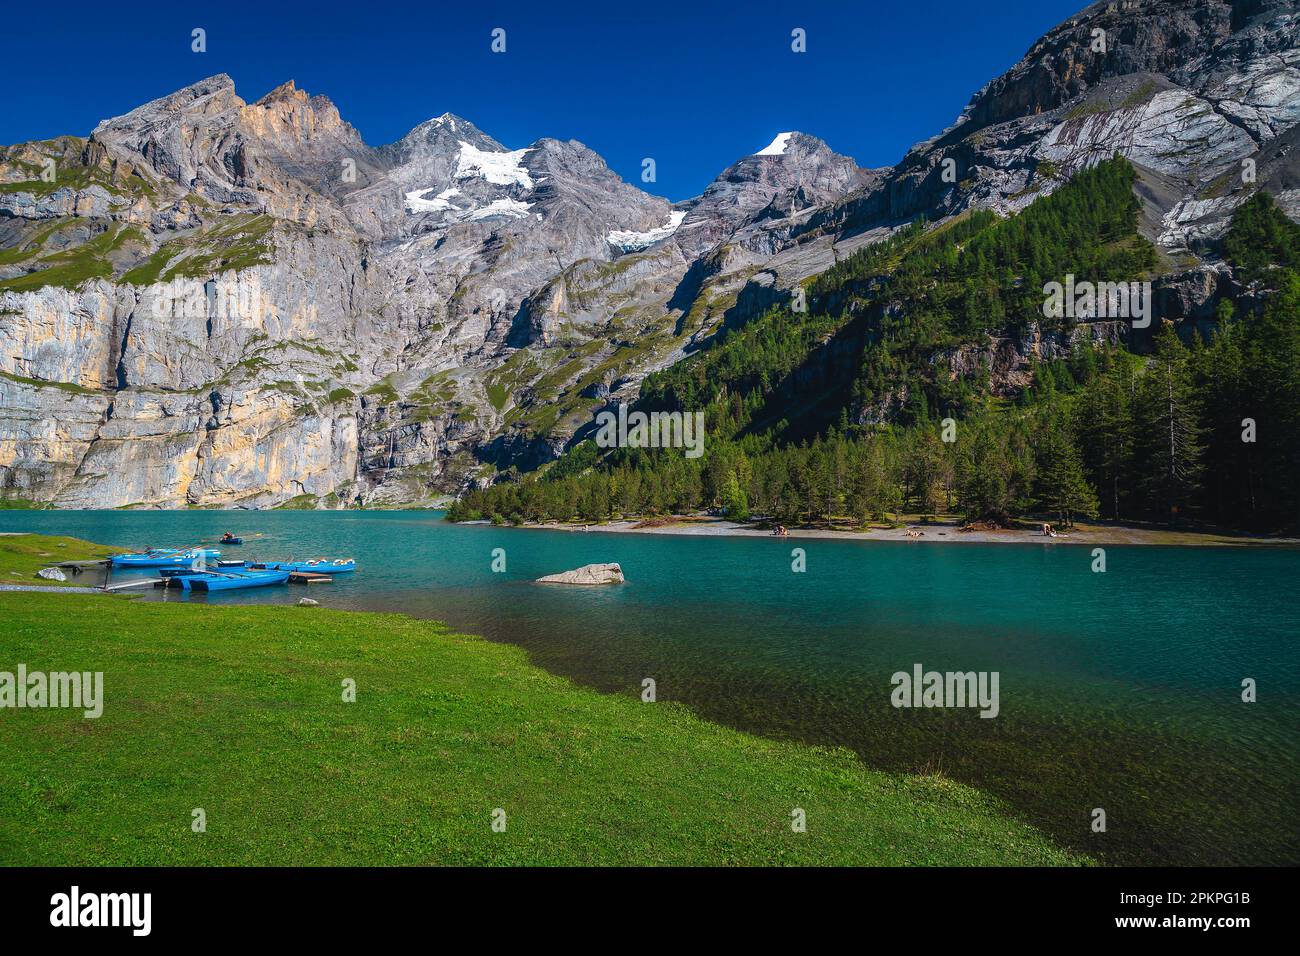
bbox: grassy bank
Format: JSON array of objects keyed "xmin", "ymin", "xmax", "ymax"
[
  {"xmin": 0, "ymin": 589, "xmax": 1086, "ymax": 865},
  {"xmin": 0, "ymin": 534, "xmax": 116, "ymax": 585}
]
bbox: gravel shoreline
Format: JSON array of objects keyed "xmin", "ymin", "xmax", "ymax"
[
  {"xmin": 0, "ymin": 584, "xmax": 102, "ymax": 593},
  {"xmin": 496, "ymin": 517, "xmax": 1300, "ymax": 548}
]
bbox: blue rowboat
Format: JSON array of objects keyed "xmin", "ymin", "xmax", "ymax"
[
  {"xmin": 159, "ymin": 562, "xmax": 249, "ymax": 581},
  {"xmin": 219, "ymin": 536, "xmax": 243, "ymax": 545},
  {"xmin": 255, "ymin": 559, "xmax": 356, "ymax": 575},
  {"xmin": 110, "ymin": 548, "xmax": 221, "ymax": 569},
  {"xmin": 186, "ymin": 569, "xmax": 291, "ymax": 592}
]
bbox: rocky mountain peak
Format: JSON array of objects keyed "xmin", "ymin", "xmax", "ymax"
[
  {"xmin": 240, "ymin": 80, "xmax": 365, "ymax": 159},
  {"xmin": 90, "ymin": 73, "xmax": 249, "ymax": 202},
  {"xmin": 673, "ymin": 131, "xmax": 872, "ymax": 257},
  {"xmin": 255, "ymin": 79, "xmax": 304, "ymax": 105},
  {"xmin": 752, "ymin": 130, "xmax": 832, "ymax": 160},
  {"xmin": 89, "ymin": 73, "xmax": 367, "ymax": 226},
  {"xmin": 957, "ymin": 0, "xmax": 1238, "ymax": 136},
  {"xmin": 386, "ymin": 112, "xmax": 502, "ymax": 161},
  {"xmin": 817, "ymin": 0, "xmax": 1299, "ymax": 250},
  {"xmin": 92, "ymin": 73, "xmax": 239, "ymax": 136},
  {"xmin": 523, "ymin": 138, "xmax": 612, "ymax": 180}
]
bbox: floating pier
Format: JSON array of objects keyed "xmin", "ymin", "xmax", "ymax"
[
  {"xmin": 288, "ymin": 572, "xmax": 334, "ymax": 584},
  {"xmin": 101, "ymin": 579, "xmax": 157, "ymax": 592}
]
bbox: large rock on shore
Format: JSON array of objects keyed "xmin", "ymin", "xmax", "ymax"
[{"xmin": 536, "ymin": 563, "xmax": 624, "ymax": 585}]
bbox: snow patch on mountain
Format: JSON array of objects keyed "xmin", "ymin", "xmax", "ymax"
[
  {"xmin": 404, "ymin": 186, "xmax": 461, "ymax": 213},
  {"xmin": 756, "ymin": 133, "xmax": 795, "ymax": 156},
  {"xmin": 606, "ymin": 211, "xmax": 687, "ymax": 251},
  {"xmin": 455, "ymin": 141, "xmax": 535, "ymax": 189},
  {"xmin": 466, "ymin": 198, "xmax": 534, "ymax": 220}
]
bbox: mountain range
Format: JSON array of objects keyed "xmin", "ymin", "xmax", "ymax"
[{"xmin": 1, "ymin": 0, "xmax": 1297, "ymax": 509}]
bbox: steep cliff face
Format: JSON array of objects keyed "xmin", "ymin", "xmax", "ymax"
[{"xmin": 1, "ymin": 0, "xmax": 1297, "ymax": 509}]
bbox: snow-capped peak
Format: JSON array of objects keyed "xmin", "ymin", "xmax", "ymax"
[
  {"xmin": 455, "ymin": 141, "xmax": 535, "ymax": 189},
  {"xmin": 756, "ymin": 132, "xmax": 795, "ymax": 156}
]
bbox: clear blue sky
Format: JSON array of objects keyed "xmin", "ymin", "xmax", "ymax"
[{"xmin": 4, "ymin": 0, "xmax": 1087, "ymax": 200}]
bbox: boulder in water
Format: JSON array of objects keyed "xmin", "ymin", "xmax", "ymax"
[
  {"xmin": 37, "ymin": 567, "xmax": 67, "ymax": 581},
  {"xmin": 536, "ymin": 563, "xmax": 625, "ymax": 585}
]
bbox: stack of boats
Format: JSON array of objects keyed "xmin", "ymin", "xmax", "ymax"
[
  {"xmin": 107, "ymin": 548, "xmax": 356, "ymax": 592},
  {"xmin": 108, "ymin": 547, "xmax": 222, "ymax": 569}
]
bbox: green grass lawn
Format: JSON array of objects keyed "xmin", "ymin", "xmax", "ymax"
[
  {"xmin": 0, "ymin": 586, "xmax": 1087, "ymax": 866},
  {"xmin": 0, "ymin": 534, "xmax": 117, "ymax": 586}
]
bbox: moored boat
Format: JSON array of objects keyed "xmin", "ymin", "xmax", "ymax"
[
  {"xmin": 159, "ymin": 562, "xmax": 249, "ymax": 584},
  {"xmin": 254, "ymin": 559, "xmax": 356, "ymax": 575},
  {"xmin": 110, "ymin": 548, "xmax": 221, "ymax": 569},
  {"xmin": 186, "ymin": 568, "xmax": 291, "ymax": 592}
]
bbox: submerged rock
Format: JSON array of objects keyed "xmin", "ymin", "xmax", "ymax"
[
  {"xmin": 296, "ymin": 597, "xmax": 320, "ymax": 606},
  {"xmin": 536, "ymin": 563, "xmax": 625, "ymax": 585}
]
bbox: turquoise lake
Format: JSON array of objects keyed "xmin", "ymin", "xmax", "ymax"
[{"xmin": 4, "ymin": 509, "xmax": 1297, "ymax": 865}]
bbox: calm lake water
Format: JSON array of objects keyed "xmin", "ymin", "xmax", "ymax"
[{"xmin": 4, "ymin": 509, "xmax": 1297, "ymax": 865}]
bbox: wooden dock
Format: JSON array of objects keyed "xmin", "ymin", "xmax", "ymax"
[
  {"xmin": 101, "ymin": 579, "xmax": 156, "ymax": 592},
  {"xmin": 288, "ymin": 572, "xmax": 334, "ymax": 584}
]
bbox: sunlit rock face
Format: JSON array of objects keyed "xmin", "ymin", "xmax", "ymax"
[
  {"xmin": 810, "ymin": 0, "xmax": 1298, "ymax": 242},
  {"xmin": 1, "ymin": 0, "xmax": 1296, "ymax": 508}
]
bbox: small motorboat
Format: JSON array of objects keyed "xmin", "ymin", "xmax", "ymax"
[
  {"xmin": 185, "ymin": 568, "xmax": 291, "ymax": 592},
  {"xmin": 254, "ymin": 559, "xmax": 356, "ymax": 575},
  {"xmin": 110, "ymin": 548, "xmax": 221, "ymax": 569},
  {"xmin": 219, "ymin": 535, "xmax": 243, "ymax": 545}
]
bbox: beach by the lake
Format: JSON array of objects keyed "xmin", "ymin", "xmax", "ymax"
[{"xmin": 512, "ymin": 515, "xmax": 1300, "ymax": 548}]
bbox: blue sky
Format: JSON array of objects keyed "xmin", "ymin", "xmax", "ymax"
[{"xmin": 4, "ymin": 0, "xmax": 1087, "ymax": 200}]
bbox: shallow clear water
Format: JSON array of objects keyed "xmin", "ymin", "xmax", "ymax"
[{"xmin": 5, "ymin": 509, "xmax": 1297, "ymax": 864}]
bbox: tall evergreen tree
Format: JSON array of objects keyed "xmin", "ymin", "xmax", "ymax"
[{"xmin": 1135, "ymin": 326, "xmax": 1204, "ymax": 525}]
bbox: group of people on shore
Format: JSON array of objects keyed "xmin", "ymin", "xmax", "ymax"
[{"xmin": 764, "ymin": 521, "xmax": 1064, "ymax": 539}]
